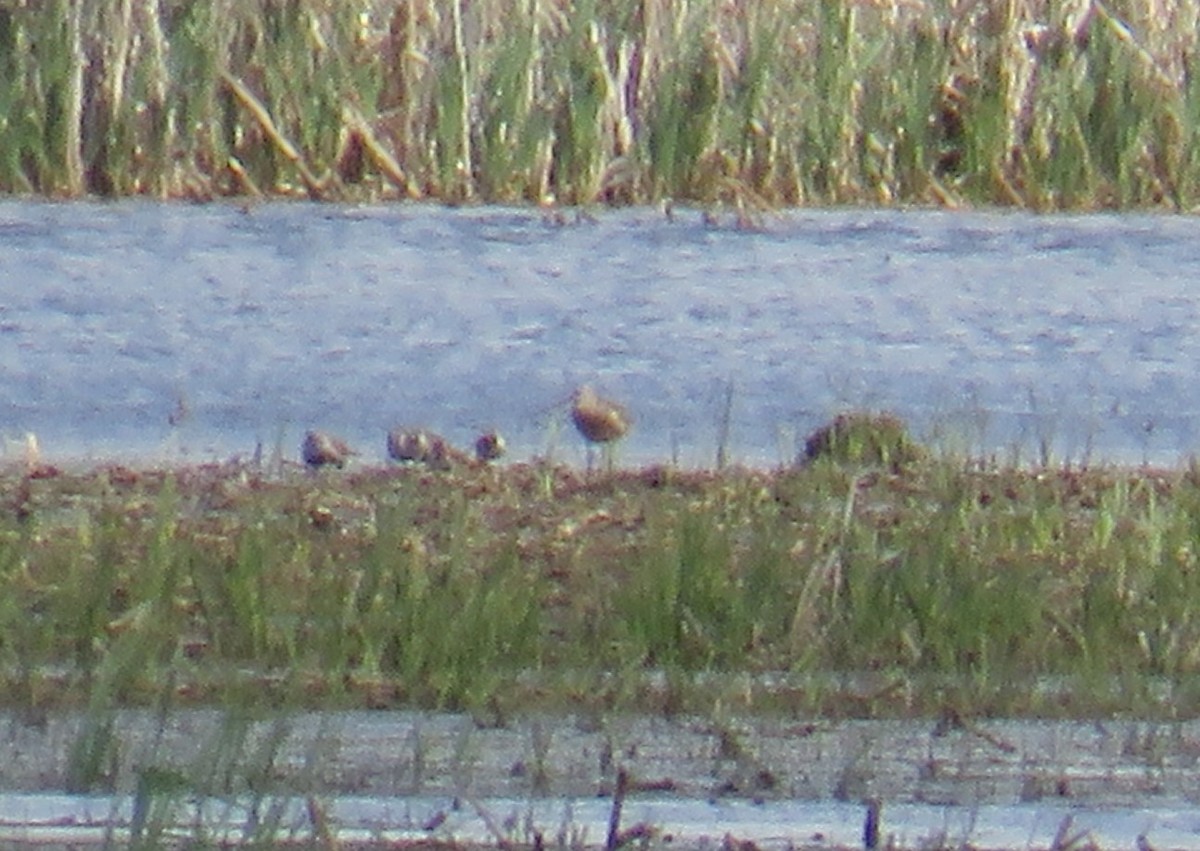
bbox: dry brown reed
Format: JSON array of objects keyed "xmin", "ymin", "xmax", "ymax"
[{"xmin": 0, "ymin": 0, "xmax": 1196, "ymax": 208}]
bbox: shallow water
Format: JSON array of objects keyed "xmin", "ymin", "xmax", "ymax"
[
  {"xmin": 3, "ymin": 709, "xmax": 1200, "ymax": 847},
  {"xmin": 2, "ymin": 201, "xmax": 1199, "ymax": 467},
  {"xmin": 6, "ymin": 793, "xmax": 1199, "ymax": 849}
]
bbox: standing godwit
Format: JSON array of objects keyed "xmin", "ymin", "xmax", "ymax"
[
  {"xmin": 571, "ymin": 385, "xmax": 630, "ymax": 444},
  {"xmin": 571, "ymin": 385, "xmax": 630, "ymax": 469}
]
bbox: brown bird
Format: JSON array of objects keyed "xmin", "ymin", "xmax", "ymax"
[
  {"xmin": 302, "ymin": 430, "xmax": 355, "ymax": 469},
  {"xmin": 571, "ymin": 385, "xmax": 631, "ymax": 445},
  {"xmin": 387, "ymin": 427, "xmax": 433, "ymax": 463},
  {"xmin": 474, "ymin": 430, "xmax": 507, "ymax": 462},
  {"xmin": 426, "ymin": 435, "xmax": 471, "ymax": 470},
  {"xmin": 388, "ymin": 427, "xmax": 470, "ymax": 470}
]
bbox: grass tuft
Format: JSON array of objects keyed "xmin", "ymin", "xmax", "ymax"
[{"xmin": 802, "ymin": 411, "xmax": 927, "ymax": 469}]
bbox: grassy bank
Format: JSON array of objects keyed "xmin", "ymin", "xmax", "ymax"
[
  {"xmin": 5, "ymin": 420, "xmax": 1200, "ymax": 721},
  {"xmin": 0, "ymin": 0, "xmax": 1197, "ymax": 209}
]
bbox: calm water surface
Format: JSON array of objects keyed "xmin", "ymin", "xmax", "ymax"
[{"xmin": 1, "ymin": 201, "xmax": 1198, "ymax": 466}]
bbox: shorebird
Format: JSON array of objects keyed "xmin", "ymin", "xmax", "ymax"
[
  {"xmin": 301, "ymin": 430, "xmax": 355, "ymax": 469},
  {"xmin": 475, "ymin": 430, "xmax": 506, "ymax": 462},
  {"xmin": 388, "ymin": 427, "xmax": 470, "ymax": 470},
  {"xmin": 387, "ymin": 427, "xmax": 432, "ymax": 463},
  {"xmin": 571, "ymin": 385, "xmax": 630, "ymax": 445},
  {"xmin": 571, "ymin": 385, "xmax": 631, "ymax": 471}
]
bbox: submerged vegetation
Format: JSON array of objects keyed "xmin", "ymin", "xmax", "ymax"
[
  {"xmin": 5, "ymin": 413, "xmax": 1200, "ymax": 720},
  {"xmin": 0, "ymin": 0, "xmax": 1197, "ymax": 209}
]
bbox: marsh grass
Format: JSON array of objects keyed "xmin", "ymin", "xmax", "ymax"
[
  {"xmin": 1, "ymin": 0, "xmax": 1199, "ymax": 208},
  {"xmin": 5, "ymin": 437, "xmax": 1200, "ymax": 721}
]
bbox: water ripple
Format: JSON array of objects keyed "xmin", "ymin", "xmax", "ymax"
[{"xmin": 1, "ymin": 201, "xmax": 1198, "ymax": 466}]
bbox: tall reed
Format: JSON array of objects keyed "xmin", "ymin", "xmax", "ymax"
[{"xmin": 0, "ymin": 0, "xmax": 1196, "ymax": 208}]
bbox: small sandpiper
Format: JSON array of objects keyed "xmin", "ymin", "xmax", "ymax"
[
  {"xmin": 387, "ymin": 427, "xmax": 433, "ymax": 463},
  {"xmin": 388, "ymin": 427, "xmax": 470, "ymax": 470},
  {"xmin": 302, "ymin": 430, "xmax": 355, "ymax": 469},
  {"xmin": 474, "ymin": 430, "xmax": 507, "ymax": 462}
]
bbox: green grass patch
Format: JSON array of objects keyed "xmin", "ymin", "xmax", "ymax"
[{"xmin": 4, "ymin": 424, "xmax": 1200, "ymax": 719}]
